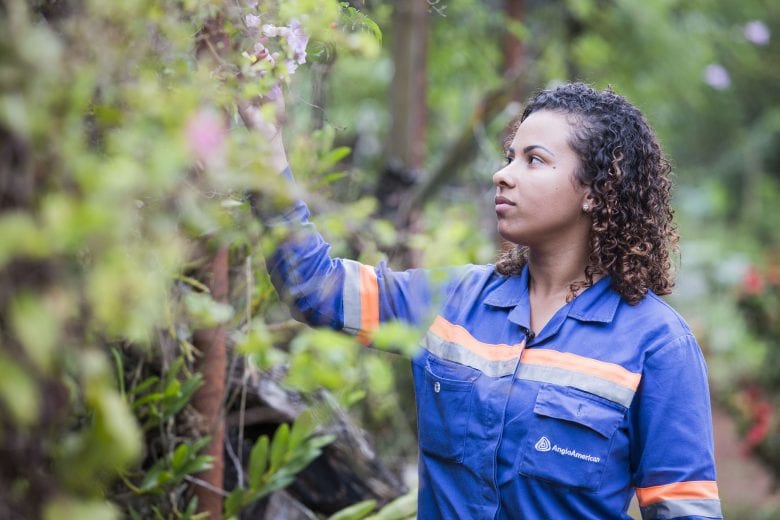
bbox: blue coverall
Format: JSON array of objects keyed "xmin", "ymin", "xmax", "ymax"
[{"xmin": 263, "ymin": 169, "xmax": 723, "ymax": 519}]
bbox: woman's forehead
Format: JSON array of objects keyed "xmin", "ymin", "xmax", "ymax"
[{"xmin": 510, "ymin": 110, "xmax": 574, "ymax": 150}]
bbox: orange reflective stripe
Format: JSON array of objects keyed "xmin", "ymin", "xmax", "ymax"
[
  {"xmin": 636, "ymin": 481, "xmax": 720, "ymax": 506},
  {"xmin": 429, "ymin": 315, "xmax": 524, "ymax": 361},
  {"xmin": 521, "ymin": 349, "xmax": 641, "ymax": 390},
  {"xmin": 356, "ymin": 264, "xmax": 379, "ymax": 345}
]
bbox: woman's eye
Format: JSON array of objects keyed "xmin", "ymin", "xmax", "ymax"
[
  {"xmin": 505, "ymin": 154, "xmax": 514, "ymax": 165},
  {"xmin": 527, "ymin": 155, "xmax": 543, "ymax": 165}
]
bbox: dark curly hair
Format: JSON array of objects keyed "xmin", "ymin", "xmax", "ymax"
[{"xmin": 495, "ymin": 83, "xmax": 679, "ymax": 305}]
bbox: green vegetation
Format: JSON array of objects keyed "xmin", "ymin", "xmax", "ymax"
[{"xmin": 1, "ymin": 0, "xmax": 779, "ymax": 518}]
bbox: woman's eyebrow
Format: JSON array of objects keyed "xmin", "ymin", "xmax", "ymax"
[{"xmin": 523, "ymin": 144, "xmax": 555, "ymax": 156}]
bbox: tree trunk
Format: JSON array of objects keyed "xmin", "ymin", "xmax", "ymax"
[
  {"xmin": 188, "ymin": 8, "xmax": 234, "ymax": 517},
  {"xmin": 503, "ymin": 0, "xmax": 525, "ymax": 80},
  {"xmin": 192, "ymin": 246, "xmax": 229, "ymax": 518},
  {"xmin": 377, "ymin": 0, "xmax": 429, "ymax": 247}
]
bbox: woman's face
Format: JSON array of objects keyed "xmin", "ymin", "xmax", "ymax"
[{"xmin": 492, "ymin": 109, "xmax": 591, "ymax": 249}]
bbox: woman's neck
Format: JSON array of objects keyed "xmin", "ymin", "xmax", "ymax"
[
  {"xmin": 526, "ymin": 244, "xmax": 590, "ymax": 298},
  {"xmin": 525, "ymin": 243, "xmax": 596, "ymax": 334}
]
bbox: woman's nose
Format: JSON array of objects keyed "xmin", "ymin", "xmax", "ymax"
[{"xmin": 492, "ymin": 165, "xmax": 515, "ymax": 188}]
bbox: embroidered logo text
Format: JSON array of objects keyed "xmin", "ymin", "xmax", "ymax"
[{"xmin": 534, "ymin": 436, "xmax": 601, "ymax": 463}]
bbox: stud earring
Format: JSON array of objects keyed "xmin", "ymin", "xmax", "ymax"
[{"xmin": 583, "ymin": 203, "xmax": 590, "ymax": 211}]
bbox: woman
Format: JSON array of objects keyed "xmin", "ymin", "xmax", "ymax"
[{"xmin": 257, "ymin": 83, "xmax": 722, "ymax": 519}]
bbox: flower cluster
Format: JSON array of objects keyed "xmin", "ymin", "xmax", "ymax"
[
  {"xmin": 734, "ymin": 258, "xmax": 780, "ymax": 473},
  {"xmin": 733, "ymin": 384, "xmax": 774, "ymax": 455},
  {"xmin": 737, "ymin": 261, "xmax": 780, "ymax": 339},
  {"xmin": 702, "ymin": 20, "xmax": 771, "ymax": 91},
  {"xmin": 243, "ymin": 14, "xmax": 310, "ymax": 76}
]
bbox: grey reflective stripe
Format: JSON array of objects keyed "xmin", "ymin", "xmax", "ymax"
[
  {"xmin": 342, "ymin": 260, "xmax": 362, "ymax": 335},
  {"xmin": 517, "ymin": 364, "xmax": 636, "ymax": 408},
  {"xmin": 421, "ymin": 330, "xmax": 521, "ymax": 378},
  {"xmin": 640, "ymin": 498, "xmax": 722, "ymax": 519}
]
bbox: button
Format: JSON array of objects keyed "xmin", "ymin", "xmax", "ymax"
[{"xmin": 434, "ymin": 381, "xmax": 441, "ymax": 393}]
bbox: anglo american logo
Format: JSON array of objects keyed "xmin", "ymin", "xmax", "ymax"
[
  {"xmin": 534, "ymin": 436, "xmax": 552, "ymax": 452},
  {"xmin": 534, "ymin": 436, "xmax": 600, "ymax": 463}
]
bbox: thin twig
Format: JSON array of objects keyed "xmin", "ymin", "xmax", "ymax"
[
  {"xmin": 224, "ymin": 425, "xmax": 245, "ymax": 489},
  {"xmin": 184, "ymin": 475, "xmax": 229, "ymax": 497}
]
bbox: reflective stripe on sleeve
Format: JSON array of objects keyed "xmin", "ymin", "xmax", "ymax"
[
  {"xmin": 342, "ymin": 260, "xmax": 379, "ymax": 345},
  {"xmin": 517, "ymin": 349, "xmax": 641, "ymax": 407},
  {"xmin": 640, "ymin": 499, "xmax": 722, "ymax": 519},
  {"xmin": 421, "ymin": 315, "xmax": 525, "ymax": 377},
  {"xmin": 637, "ymin": 481, "xmax": 721, "ymax": 519}
]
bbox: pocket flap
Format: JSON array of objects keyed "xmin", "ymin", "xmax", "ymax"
[{"xmin": 533, "ymin": 385, "xmax": 625, "ymax": 438}]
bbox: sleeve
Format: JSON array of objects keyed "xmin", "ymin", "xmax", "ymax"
[
  {"xmin": 629, "ymin": 334, "xmax": 723, "ymax": 520},
  {"xmin": 254, "ymin": 167, "xmax": 445, "ymax": 346}
]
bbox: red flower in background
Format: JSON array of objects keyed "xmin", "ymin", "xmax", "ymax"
[
  {"xmin": 741, "ymin": 385, "xmax": 774, "ymax": 455},
  {"xmin": 742, "ymin": 265, "xmax": 765, "ymax": 295}
]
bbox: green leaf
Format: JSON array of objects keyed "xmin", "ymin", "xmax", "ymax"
[
  {"xmin": 248, "ymin": 435, "xmax": 269, "ymax": 489},
  {"xmin": 162, "ymin": 379, "xmax": 182, "ymax": 399},
  {"xmin": 0, "ymin": 354, "xmax": 40, "ymax": 426},
  {"xmin": 10, "ymin": 293, "xmax": 60, "ymax": 373},
  {"xmin": 170, "ymin": 443, "xmax": 189, "ymax": 470},
  {"xmin": 307, "ymin": 433, "xmax": 336, "ymax": 450},
  {"xmin": 43, "ymin": 496, "xmax": 120, "ymax": 520},
  {"xmin": 110, "ymin": 347, "xmax": 125, "ymax": 398},
  {"xmin": 128, "ymin": 376, "xmax": 159, "ymax": 396},
  {"xmin": 182, "ymin": 455, "xmax": 213, "ymax": 476},
  {"xmin": 139, "ymin": 465, "xmax": 171, "ymax": 493},
  {"xmin": 320, "ymin": 146, "xmax": 352, "ymax": 171},
  {"xmin": 159, "ymin": 438, "xmax": 214, "ymax": 484},
  {"xmin": 182, "ymin": 497, "xmax": 198, "ymax": 520},
  {"xmin": 279, "ymin": 451, "xmax": 317, "ymax": 477},
  {"xmin": 370, "ymin": 322, "xmax": 423, "ymax": 357},
  {"xmin": 327, "ymin": 500, "xmax": 377, "ymax": 520},
  {"xmin": 90, "ymin": 390, "xmax": 143, "ymax": 469},
  {"xmin": 184, "ymin": 291, "xmax": 235, "ymax": 328},
  {"xmin": 224, "ymin": 489, "xmax": 247, "ymax": 518},
  {"xmin": 268, "ymin": 423, "xmax": 290, "ymax": 474},
  {"xmin": 261, "ymin": 474, "xmax": 295, "ymax": 496},
  {"xmin": 132, "ymin": 391, "xmax": 165, "ymax": 409},
  {"xmin": 288, "ymin": 410, "xmax": 315, "ymax": 451},
  {"xmin": 365, "ymin": 489, "xmax": 417, "ymax": 520}
]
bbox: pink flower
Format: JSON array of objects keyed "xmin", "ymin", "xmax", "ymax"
[
  {"xmin": 262, "ymin": 24, "xmax": 279, "ymax": 37},
  {"xmin": 703, "ymin": 64, "xmax": 731, "ymax": 90},
  {"xmin": 185, "ymin": 109, "xmax": 227, "ymax": 165},
  {"xmin": 284, "ymin": 19, "xmax": 309, "ymax": 65},
  {"xmin": 266, "ymin": 84, "xmax": 282, "ymax": 101},
  {"xmin": 744, "ymin": 20, "xmax": 770, "ymax": 46},
  {"xmin": 245, "ymin": 14, "xmax": 261, "ymax": 28}
]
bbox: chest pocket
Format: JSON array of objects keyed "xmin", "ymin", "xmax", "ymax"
[
  {"xmin": 415, "ymin": 356, "xmax": 478, "ymax": 463},
  {"xmin": 519, "ymin": 384, "xmax": 626, "ymax": 491}
]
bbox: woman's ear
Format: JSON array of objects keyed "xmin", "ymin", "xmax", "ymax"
[{"xmin": 581, "ymin": 191, "xmax": 596, "ymax": 213}]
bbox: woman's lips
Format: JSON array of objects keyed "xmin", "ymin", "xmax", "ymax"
[{"xmin": 495, "ymin": 195, "xmax": 515, "ymax": 212}]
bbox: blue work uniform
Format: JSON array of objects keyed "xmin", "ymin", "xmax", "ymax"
[{"xmin": 262, "ymin": 169, "xmax": 722, "ymax": 520}]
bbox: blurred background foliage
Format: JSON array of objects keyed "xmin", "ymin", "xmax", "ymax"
[{"xmin": 0, "ymin": 0, "xmax": 779, "ymax": 518}]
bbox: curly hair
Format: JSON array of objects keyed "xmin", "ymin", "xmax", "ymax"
[{"xmin": 495, "ymin": 83, "xmax": 679, "ymax": 305}]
